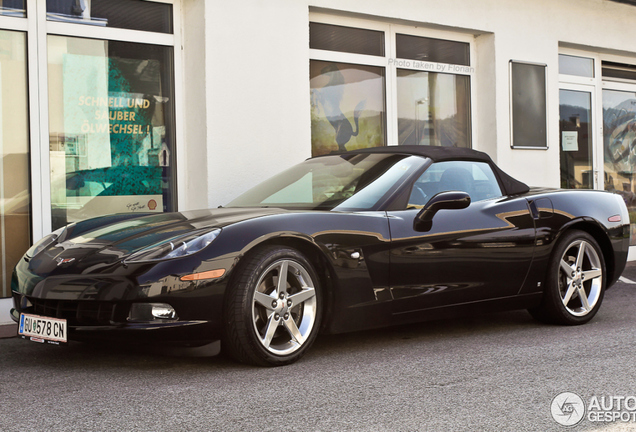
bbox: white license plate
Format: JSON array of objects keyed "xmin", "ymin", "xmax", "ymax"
[{"xmin": 19, "ymin": 313, "xmax": 67, "ymax": 344}]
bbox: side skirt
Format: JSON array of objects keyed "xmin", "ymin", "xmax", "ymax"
[{"xmin": 391, "ymin": 293, "xmax": 544, "ymax": 327}]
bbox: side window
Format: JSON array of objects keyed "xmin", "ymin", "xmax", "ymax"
[{"xmin": 407, "ymin": 161, "xmax": 502, "ymax": 208}]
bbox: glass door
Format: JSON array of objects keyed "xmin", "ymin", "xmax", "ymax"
[
  {"xmin": 603, "ymin": 83, "xmax": 636, "ymax": 245},
  {"xmin": 0, "ymin": 29, "xmax": 30, "ymax": 297},
  {"xmin": 559, "ymin": 85, "xmax": 596, "ymax": 189}
]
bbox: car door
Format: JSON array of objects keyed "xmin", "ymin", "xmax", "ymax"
[{"xmin": 387, "ymin": 160, "xmax": 536, "ymax": 315}]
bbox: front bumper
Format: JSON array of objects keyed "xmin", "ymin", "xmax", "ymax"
[
  {"xmin": 11, "ymin": 258, "xmax": 227, "ymax": 348},
  {"xmin": 11, "ymin": 302, "xmax": 219, "ymax": 347}
]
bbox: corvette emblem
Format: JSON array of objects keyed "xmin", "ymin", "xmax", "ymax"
[{"xmin": 56, "ymin": 257, "xmax": 75, "ymax": 266}]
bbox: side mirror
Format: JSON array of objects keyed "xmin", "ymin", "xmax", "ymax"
[{"xmin": 413, "ymin": 191, "xmax": 471, "ymax": 232}]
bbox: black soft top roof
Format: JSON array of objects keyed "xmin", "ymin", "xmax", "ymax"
[{"xmin": 331, "ymin": 145, "xmax": 530, "ymax": 196}]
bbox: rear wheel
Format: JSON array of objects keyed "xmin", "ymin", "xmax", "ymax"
[
  {"xmin": 529, "ymin": 230, "xmax": 605, "ymax": 325},
  {"xmin": 222, "ymin": 246, "xmax": 322, "ymax": 366}
]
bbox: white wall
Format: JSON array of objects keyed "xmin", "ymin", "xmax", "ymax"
[
  {"xmin": 180, "ymin": 0, "xmax": 210, "ymax": 210},
  {"xmin": 180, "ymin": 0, "xmax": 636, "ymax": 209},
  {"xmin": 181, "ymin": 0, "xmax": 312, "ymax": 209},
  {"xmin": 0, "ymin": 298, "xmax": 12, "ymax": 325}
]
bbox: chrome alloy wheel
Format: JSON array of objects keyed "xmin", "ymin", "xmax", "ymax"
[
  {"xmin": 558, "ymin": 239, "xmax": 603, "ymax": 317},
  {"xmin": 251, "ymin": 259, "xmax": 317, "ymax": 356}
]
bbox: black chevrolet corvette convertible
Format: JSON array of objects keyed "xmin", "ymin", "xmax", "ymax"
[{"xmin": 11, "ymin": 146, "xmax": 630, "ymax": 366}]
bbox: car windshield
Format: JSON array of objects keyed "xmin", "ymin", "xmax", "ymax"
[{"xmin": 227, "ymin": 153, "xmax": 427, "ymax": 210}]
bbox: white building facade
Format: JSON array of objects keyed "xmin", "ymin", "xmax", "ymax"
[{"xmin": 2, "ymin": 0, "xmax": 636, "ymax": 326}]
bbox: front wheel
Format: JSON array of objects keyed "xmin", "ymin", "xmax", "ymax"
[
  {"xmin": 529, "ymin": 230, "xmax": 606, "ymax": 325},
  {"xmin": 222, "ymin": 246, "xmax": 322, "ymax": 366}
]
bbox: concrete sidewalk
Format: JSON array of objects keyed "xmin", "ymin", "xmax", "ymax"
[
  {"xmin": 0, "ymin": 323, "xmax": 16, "ymax": 339},
  {"xmin": 618, "ymin": 259, "xmax": 636, "ymax": 283}
]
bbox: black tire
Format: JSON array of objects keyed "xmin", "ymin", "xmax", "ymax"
[
  {"xmin": 222, "ymin": 246, "xmax": 322, "ymax": 366},
  {"xmin": 529, "ymin": 230, "xmax": 606, "ymax": 325}
]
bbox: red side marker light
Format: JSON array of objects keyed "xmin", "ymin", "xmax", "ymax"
[
  {"xmin": 180, "ymin": 269, "xmax": 226, "ymax": 281},
  {"xmin": 608, "ymin": 215, "xmax": 622, "ymax": 223}
]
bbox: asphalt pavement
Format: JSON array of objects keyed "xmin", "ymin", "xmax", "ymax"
[{"xmin": 2, "ymin": 264, "xmax": 636, "ymax": 431}]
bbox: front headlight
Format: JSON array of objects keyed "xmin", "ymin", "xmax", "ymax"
[
  {"xmin": 25, "ymin": 226, "xmax": 67, "ymax": 259},
  {"xmin": 125, "ymin": 228, "xmax": 221, "ymax": 263}
]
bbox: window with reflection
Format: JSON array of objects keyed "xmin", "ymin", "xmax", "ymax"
[
  {"xmin": 603, "ymin": 88, "xmax": 636, "ymax": 245},
  {"xmin": 0, "ymin": 0, "xmax": 25, "ymax": 17},
  {"xmin": 310, "ymin": 21, "xmax": 473, "ymax": 154},
  {"xmin": 46, "ymin": 0, "xmax": 172, "ymax": 33},
  {"xmin": 559, "ymin": 89, "xmax": 593, "ymax": 189},
  {"xmin": 559, "ymin": 54, "xmax": 594, "ymax": 78},
  {"xmin": 0, "ymin": 30, "xmax": 29, "ymax": 297},
  {"xmin": 396, "ymin": 34, "xmax": 469, "ymax": 65},
  {"xmin": 310, "ymin": 22, "xmax": 384, "ymax": 57},
  {"xmin": 310, "ymin": 60, "xmax": 386, "ymax": 156},
  {"xmin": 48, "ymin": 36, "xmax": 176, "ymax": 230},
  {"xmin": 397, "ymin": 70, "xmax": 471, "ymax": 147}
]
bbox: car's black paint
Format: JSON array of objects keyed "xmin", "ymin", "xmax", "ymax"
[
  {"xmin": 10, "ymin": 147, "xmax": 630, "ymax": 359},
  {"xmin": 389, "ymin": 195, "xmax": 537, "ymax": 314}
]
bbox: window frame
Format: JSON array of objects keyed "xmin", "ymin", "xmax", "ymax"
[
  {"xmin": 558, "ymin": 47, "xmax": 604, "ymax": 190},
  {"xmin": 309, "ymin": 12, "xmax": 477, "ymax": 150},
  {"xmin": 558, "ymin": 53, "xmax": 596, "ymax": 83},
  {"xmin": 508, "ymin": 60, "xmax": 548, "ymax": 150},
  {"xmin": 26, "ymin": 0, "xmax": 182, "ymax": 240}
]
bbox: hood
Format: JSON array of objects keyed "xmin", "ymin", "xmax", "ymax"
[{"xmin": 29, "ymin": 207, "xmax": 291, "ymax": 274}]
